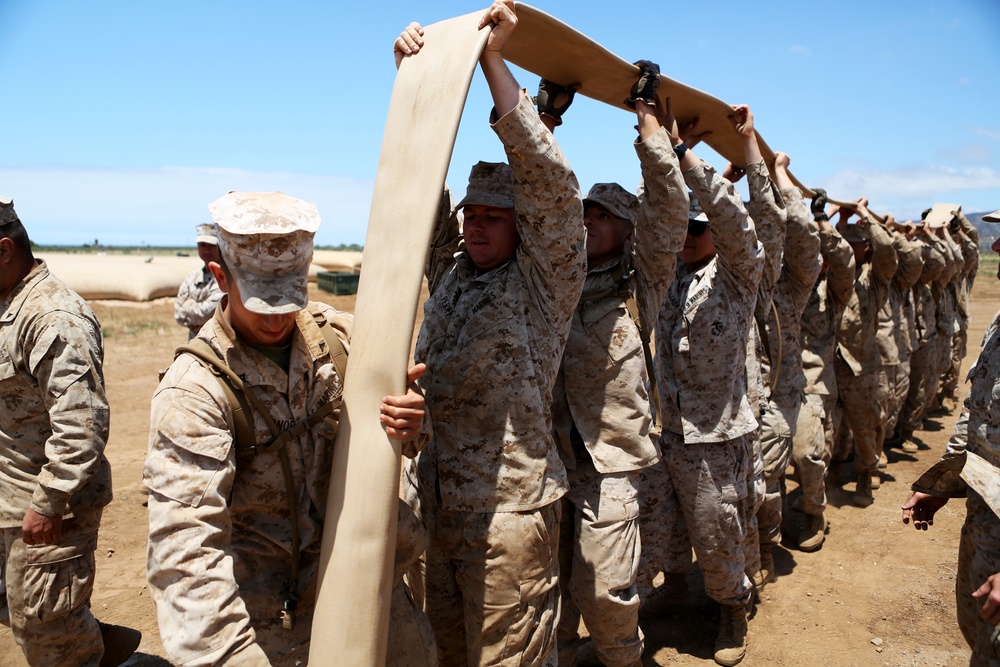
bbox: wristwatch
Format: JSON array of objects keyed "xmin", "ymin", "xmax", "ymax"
[{"xmin": 673, "ymin": 142, "xmax": 687, "ymax": 160}]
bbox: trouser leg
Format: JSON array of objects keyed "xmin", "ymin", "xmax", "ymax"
[
  {"xmin": 757, "ymin": 402, "xmax": 798, "ymax": 548},
  {"xmin": 3, "ymin": 511, "xmax": 104, "ymax": 667},
  {"xmin": 566, "ymin": 467, "xmax": 643, "ymax": 667},
  {"xmin": 791, "ymin": 394, "xmax": 828, "ymax": 515},
  {"xmin": 834, "ymin": 360, "xmax": 885, "ymax": 474},
  {"xmin": 661, "ymin": 432, "xmax": 754, "ymax": 607},
  {"xmin": 636, "ymin": 458, "xmax": 689, "ymax": 600},
  {"xmin": 956, "ymin": 492, "xmax": 1000, "ymax": 667}
]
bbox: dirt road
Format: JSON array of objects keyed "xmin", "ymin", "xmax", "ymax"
[{"xmin": 1, "ymin": 275, "xmax": 993, "ymax": 666}]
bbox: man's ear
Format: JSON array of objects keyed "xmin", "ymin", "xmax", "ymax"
[
  {"xmin": 208, "ymin": 261, "xmax": 229, "ymax": 293},
  {"xmin": 0, "ymin": 237, "xmax": 14, "ymax": 262}
]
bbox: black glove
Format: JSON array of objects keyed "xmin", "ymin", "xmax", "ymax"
[
  {"xmin": 625, "ymin": 60, "xmax": 660, "ymax": 109},
  {"xmin": 810, "ymin": 188, "xmax": 828, "ymax": 217},
  {"xmin": 535, "ymin": 79, "xmax": 577, "ymax": 126}
]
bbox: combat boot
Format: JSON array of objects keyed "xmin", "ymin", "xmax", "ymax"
[
  {"xmin": 798, "ymin": 512, "xmax": 826, "ymax": 552},
  {"xmin": 853, "ymin": 473, "xmax": 874, "ymax": 507},
  {"xmin": 99, "ymin": 622, "xmax": 142, "ymax": 667},
  {"xmin": 714, "ymin": 602, "xmax": 748, "ymax": 666},
  {"xmin": 575, "ymin": 639, "xmax": 642, "ymax": 667},
  {"xmin": 750, "ymin": 544, "xmax": 774, "ymax": 590},
  {"xmin": 870, "ymin": 472, "xmax": 882, "ymax": 490}
]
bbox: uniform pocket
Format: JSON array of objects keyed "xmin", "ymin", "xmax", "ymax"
[{"xmin": 22, "ymin": 532, "xmax": 96, "ymax": 623}]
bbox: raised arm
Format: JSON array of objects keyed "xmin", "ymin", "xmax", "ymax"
[{"xmin": 632, "ymin": 95, "xmax": 689, "ymax": 330}]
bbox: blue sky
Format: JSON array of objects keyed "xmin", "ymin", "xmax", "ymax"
[{"xmin": 2, "ymin": 0, "xmax": 998, "ymax": 246}]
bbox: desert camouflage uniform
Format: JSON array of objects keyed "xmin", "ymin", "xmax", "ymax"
[
  {"xmin": 942, "ymin": 214, "xmax": 979, "ymax": 401},
  {"xmin": 755, "ymin": 187, "xmax": 821, "ymax": 549},
  {"xmin": 555, "ymin": 127, "xmax": 687, "ymax": 667},
  {"xmin": 898, "ymin": 241, "xmax": 947, "ymax": 433},
  {"xmin": 146, "ymin": 302, "xmax": 353, "ymax": 666},
  {"xmin": 793, "ymin": 227, "xmax": 855, "ymax": 515},
  {"xmin": 831, "ymin": 218, "xmax": 897, "ymax": 473},
  {"xmin": 174, "ymin": 265, "xmax": 223, "ymax": 339},
  {"xmin": 647, "ymin": 159, "xmax": 764, "ymax": 607},
  {"xmin": 879, "ymin": 234, "xmax": 924, "ymax": 436},
  {"xmin": 919, "ymin": 312, "xmax": 1000, "ymax": 664},
  {"xmin": 405, "ymin": 93, "xmax": 586, "ymax": 667},
  {"xmin": 0, "ymin": 261, "xmax": 111, "ymax": 667},
  {"xmin": 923, "ymin": 234, "xmax": 963, "ymax": 415}
]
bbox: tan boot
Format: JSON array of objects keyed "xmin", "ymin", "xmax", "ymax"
[
  {"xmin": 750, "ymin": 544, "xmax": 774, "ymax": 590},
  {"xmin": 870, "ymin": 472, "xmax": 882, "ymax": 490},
  {"xmin": 853, "ymin": 473, "xmax": 874, "ymax": 507},
  {"xmin": 714, "ymin": 603, "xmax": 748, "ymax": 666},
  {"xmin": 798, "ymin": 512, "xmax": 826, "ymax": 552}
]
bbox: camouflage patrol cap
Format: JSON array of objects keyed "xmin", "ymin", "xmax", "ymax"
[
  {"xmin": 984, "ymin": 209, "xmax": 1000, "ymax": 223},
  {"xmin": 195, "ymin": 223, "xmax": 218, "ymax": 245},
  {"xmin": 457, "ymin": 161, "xmax": 515, "ymax": 209},
  {"xmin": 209, "ymin": 191, "xmax": 320, "ymax": 315},
  {"xmin": 0, "ymin": 198, "xmax": 18, "ymax": 225},
  {"xmin": 583, "ymin": 183, "xmax": 638, "ymax": 224},
  {"xmin": 688, "ymin": 194, "xmax": 708, "ymax": 223},
  {"xmin": 840, "ymin": 223, "xmax": 869, "ymax": 244}
]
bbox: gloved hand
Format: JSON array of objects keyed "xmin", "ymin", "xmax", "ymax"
[
  {"xmin": 534, "ymin": 78, "xmax": 578, "ymax": 126},
  {"xmin": 810, "ymin": 188, "xmax": 828, "ymax": 217},
  {"xmin": 625, "ymin": 60, "xmax": 660, "ymax": 109}
]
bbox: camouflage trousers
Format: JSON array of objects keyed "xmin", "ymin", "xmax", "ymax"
[
  {"xmin": 942, "ymin": 319, "xmax": 969, "ymax": 400},
  {"xmin": 885, "ymin": 359, "xmax": 911, "ymax": 438},
  {"xmin": 638, "ymin": 431, "xmax": 755, "ymax": 607},
  {"xmin": 833, "ymin": 359, "xmax": 886, "ymax": 473},
  {"xmin": 0, "ymin": 511, "xmax": 104, "ymax": 667},
  {"xmin": 956, "ymin": 491, "xmax": 1000, "ymax": 666},
  {"xmin": 899, "ymin": 339, "xmax": 937, "ymax": 433},
  {"xmin": 790, "ymin": 393, "xmax": 833, "ymax": 516},
  {"xmin": 557, "ymin": 462, "xmax": 643, "ymax": 667},
  {"xmin": 422, "ymin": 504, "xmax": 560, "ymax": 667},
  {"xmin": 924, "ymin": 333, "xmax": 954, "ymax": 413},
  {"xmin": 757, "ymin": 400, "xmax": 800, "ymax": 548}
]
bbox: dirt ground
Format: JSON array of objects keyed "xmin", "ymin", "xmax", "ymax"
[{"xmin": 1, "ymin": 273, "xmax": 995, "ymax": 666}]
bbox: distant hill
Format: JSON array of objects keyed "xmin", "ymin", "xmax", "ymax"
[{"xmin": 966, "ymin": 211, "xmax": 997, "ymax": 249}]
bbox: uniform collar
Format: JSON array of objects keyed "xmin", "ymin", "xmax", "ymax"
[{"xmin": 0, "ymin": 260, "xmax": 47, "ymax": 325}]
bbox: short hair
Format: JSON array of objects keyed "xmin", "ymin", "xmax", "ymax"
[{"xmin": 1, "ymin": 220, "xmax": 32, "ymax": 255}]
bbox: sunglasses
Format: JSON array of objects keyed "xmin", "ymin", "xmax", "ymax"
[{"xmin": 688, "ymin": 218, "xmax": 710, "ymax": 237}]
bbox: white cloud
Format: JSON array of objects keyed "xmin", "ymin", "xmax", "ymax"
[
  {"xmin": 822, "ymin": 164, "xmax": 1000, "ymax": 219},
  {"xmin": 971, "ymin": 126, "xmax": 1000, "ymax": 141},
  {"xmin": 788, "ymin": 44, "xmax": 811, "ymax": 55},
  {"xmin": 0, "ymin": 165, "xmax": 374, "ymax": 246},
  {"xmin": 937, "ymin": 142, "xmax": 992, "ymax": 163}
]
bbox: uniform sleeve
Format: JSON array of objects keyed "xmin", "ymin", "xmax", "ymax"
[
  {"xmin": 632, "ymin": 126, "xmax": 688, "ymax": 333},
  {"xmin": 820, "ymin": 227, "xmax": 856, "ymax": 310},
  {"xmin": 918, "ymin": 241, "xmax": 946, "ymax": 285},
  {"xmin": 144, "ymin": 368, "xmax": 270, "ymax": 667},
  {"xmin": 956, "ymin": 211, "xmax": 979, "ymax": 245},
  {"xmin": 425, "ymin": 187, "xmax": 462, "ymax": 295},
  {"xmin": 25, "ymin": 313, "xmax": 110, "ymax": 517},
  {"xmin": 778, "ymin": 188, "xmax": 822, "ymax": 299},
  {"xmin": 174, "ymin": 271, "xmax": 223, "ymax": 331},
  {"xmin": 494, "ymin": 91, "xmax": 587, "ymax": 328},
  {"xmin": 892, "ymin": 234, "xmax": 925, "ymax": 290},
  {"xmin": 946, "ymin": 402, "xmax": 970, "ymax": 457},
  {"xmin": 745, "ymin": 161, "xmax": 787, "ymax": 306},
  {"xmin": 863, "ymin": 218, "xmax": 898, "ymax": 292},
  {"xmin": 684, "ymin": 160, "xmax": 764, "ymax": 304}
]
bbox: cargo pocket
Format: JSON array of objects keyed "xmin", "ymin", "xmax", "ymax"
[{"xmin": 21, "ymin": 532, "xmax": 96, "ymax": 623}]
